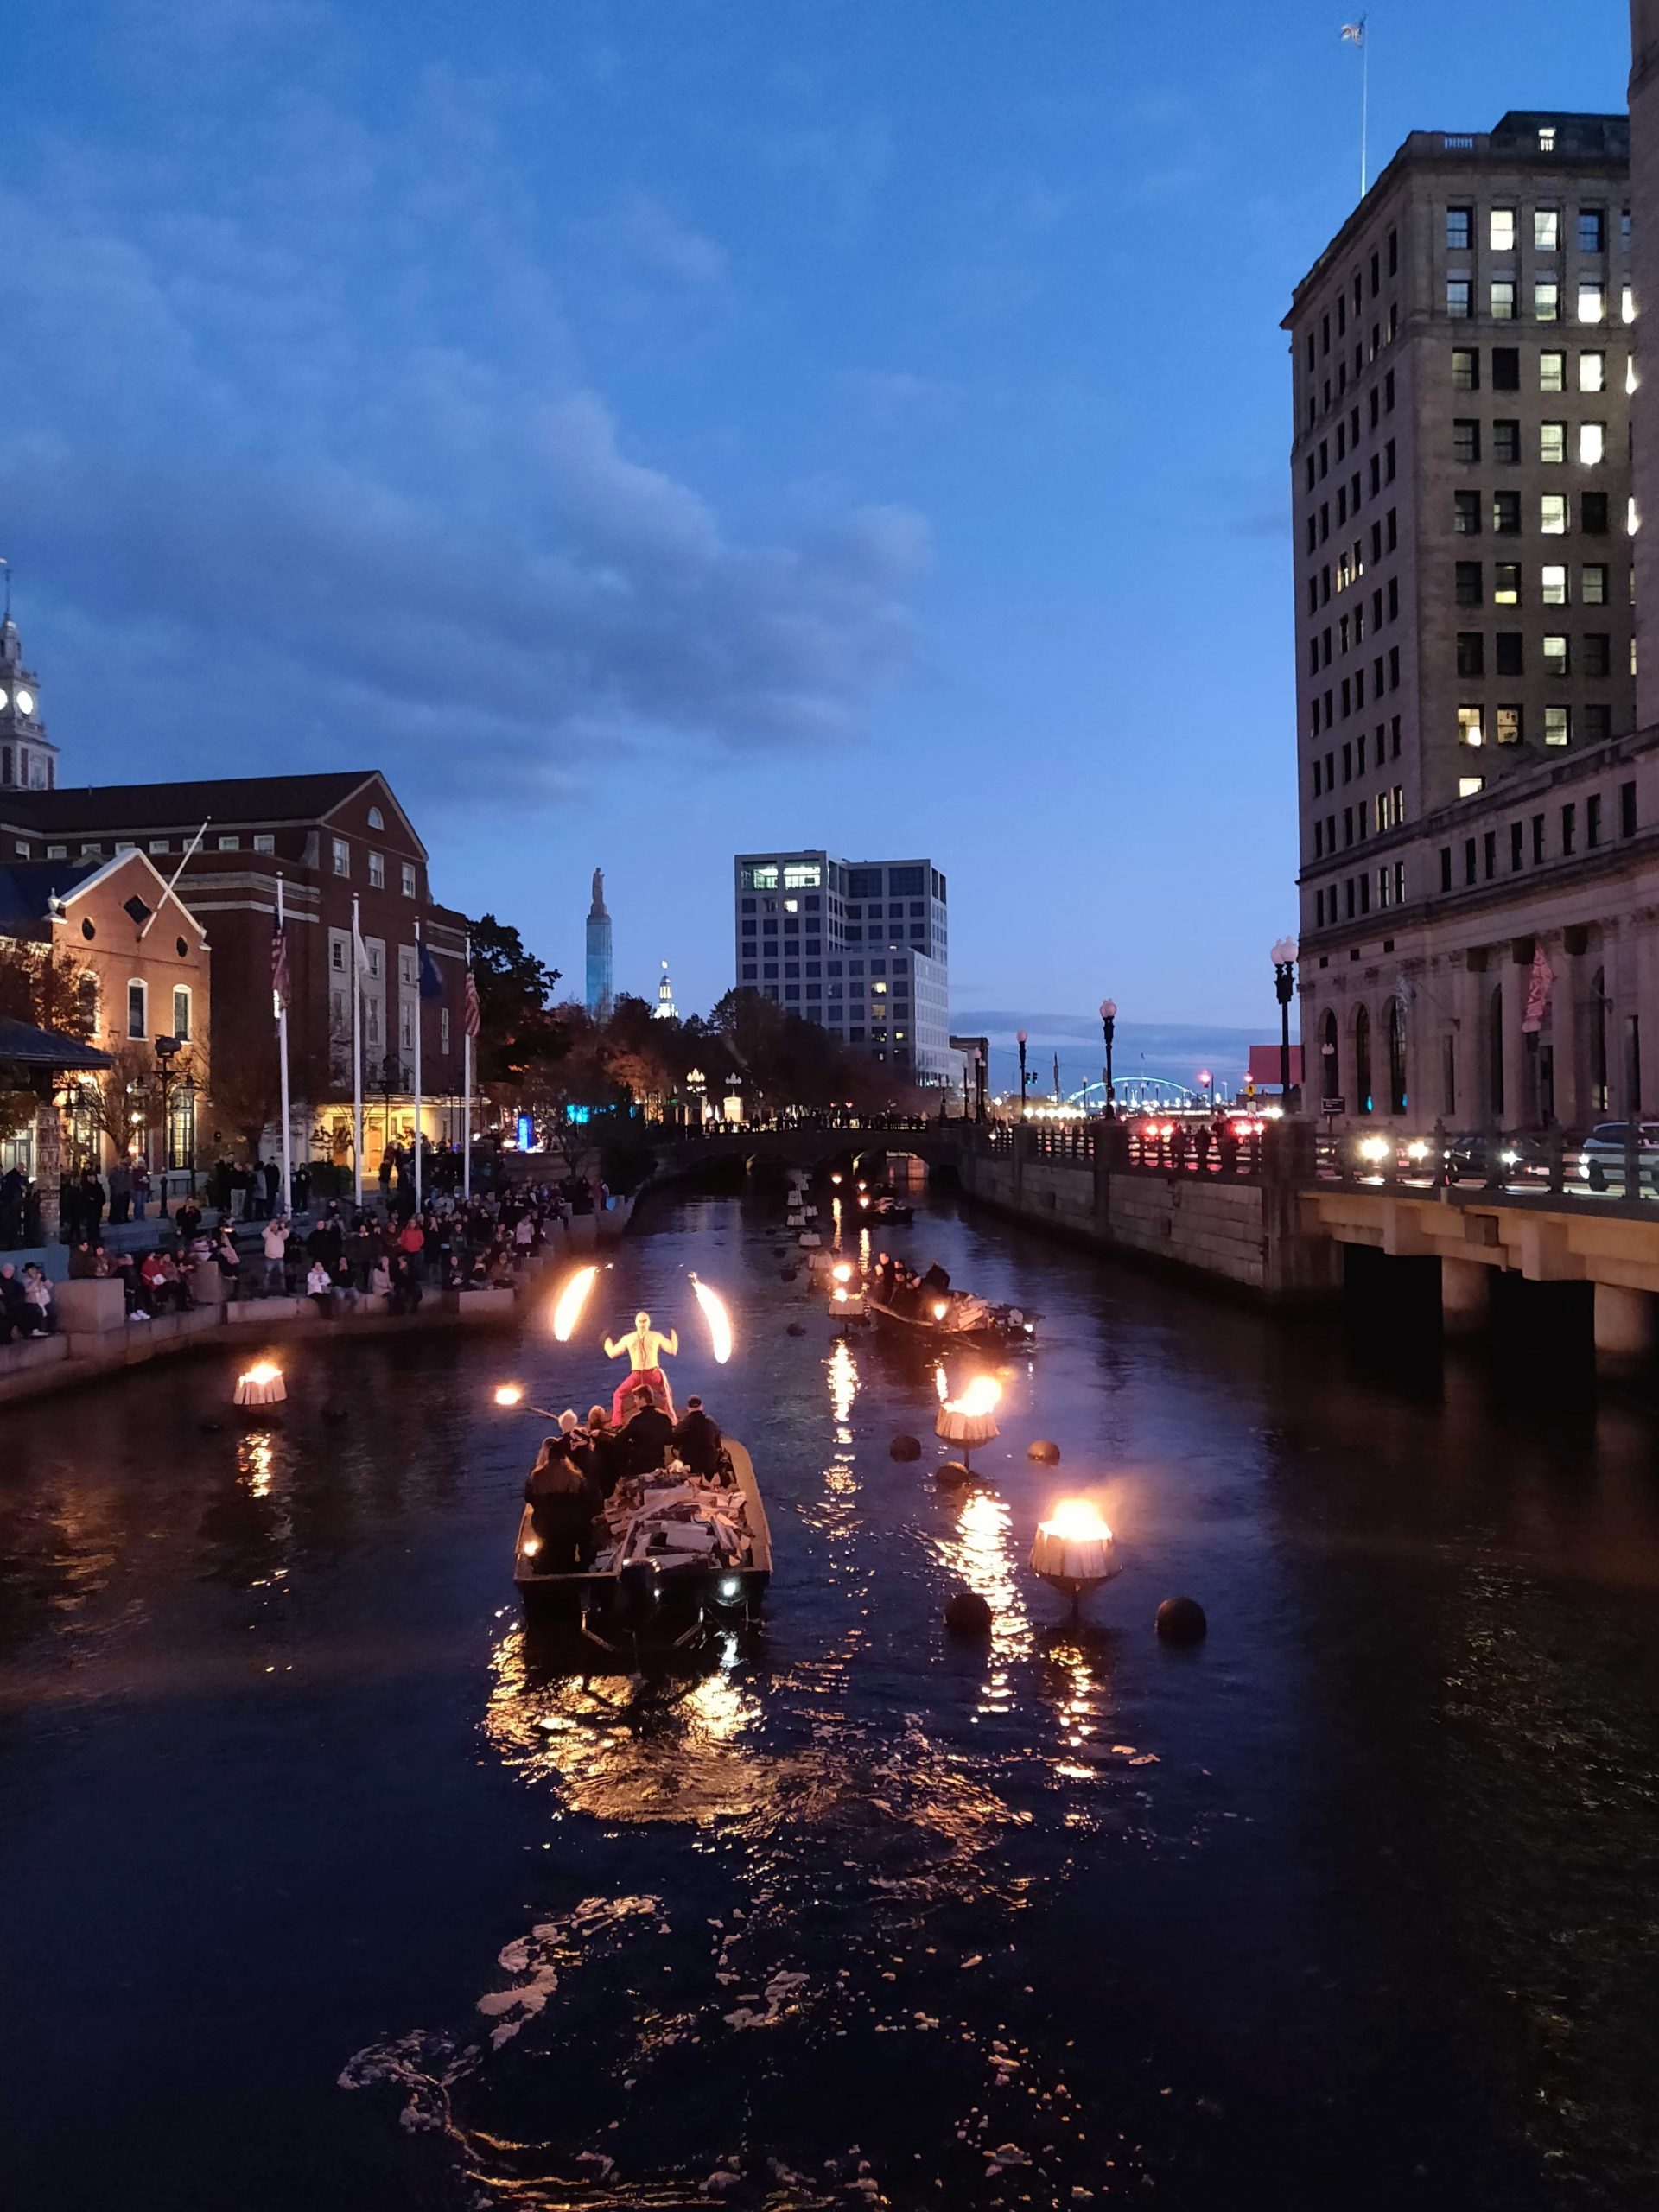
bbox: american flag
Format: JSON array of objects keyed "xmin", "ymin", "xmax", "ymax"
[
  {"xmin": 463, "ymin": 962, "xmax": 480, "ymax": 1039},
  {"xmin": 271, "ymin": 915, "xmax": 290, "ymax": 1014}
]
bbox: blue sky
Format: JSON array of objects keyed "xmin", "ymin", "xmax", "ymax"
[{"xmin": 0, "ymin": 0, "xmax": 1633, "ymax": 1058}]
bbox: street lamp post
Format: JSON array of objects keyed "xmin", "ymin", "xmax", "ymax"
[
  {"xmin": 1099, "ymin": 999, "xmax": 1117, "ymax": 1119},
  {"xmin": 153, "ymin": 1034, "xmax": 180, "ymax": 1220},
  {"xmin": 1017, "ymin": 1029, "xmax": 1029, "ymax": 1119},
  {"xmin": 1271, "ymin": 937, "xmax": 1300, "ymax": 1109}
]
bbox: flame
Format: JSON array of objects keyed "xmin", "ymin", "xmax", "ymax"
[
  {"xmin": 692, "ymin": 1276, "xmax": 734, "ymax": 1364},
  {"xmin": 934, "ymin": 1363, "xmax": 949, "ymax": 1404},
  {"xmin": 242, "ymin": 1362, "xmax": 283, "ymax": 1387},
  {"xmin": 831, "ymin": 1262, "xmax": 854, "ymax": 1284},
  {"xmin": 1039, "ymin": 1497, "xmax": 1112, "ymax": 1543},
  {"xmin": 944, "ymin": 1374, "xmax": 1001, "ymax": 1419},
  {"xmin": 931, "ymin": 1300, "xmax": 949, "ymax": 1320},
  {"xmin": 551, "ymin": 1264, "xmax": 599, "ymax": 1343},
  {"xmin": 833, "ymin": 1287, "xmax": 849, "ymax": 1303},
  {"xmin": 493, "ymin": 1382, "xmax": 525, "ymax": 1407}
]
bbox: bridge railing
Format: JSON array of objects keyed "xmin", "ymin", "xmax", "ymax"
[
  {"xmin": 984, "ymin": 1120, "xmax": 1275, "ymax": 1180},
  {"xmin": 1305, "ymin": 1122, "xmax": 1659, "ymax": 1206}
]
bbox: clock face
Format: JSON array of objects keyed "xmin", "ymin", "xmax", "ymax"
[
  {"xmin": 15, "ymin": 690, "xmax": 34, "ymax": 715},
  {"xmin": 0, "ymin": 690, "xmax": 8, "ymax": 712}
]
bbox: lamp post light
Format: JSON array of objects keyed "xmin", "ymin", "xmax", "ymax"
[
  {"xmin": 1017, "ymin": 1029, "xmax": 1029, "ymax": 1119},
  {"xmin": 1098, "ymin": 999, "xmax": 1117, "ymax": 1119},
  {"xmin": 153, "ymin": 1034, "xmax": 181, "ymax": 1219},
  {"xmin": 1271, "ymin": 937, "xmax": 1300, "ymax": 1109},
  {"xmin": 179, "ymin": 1071, "xmax": 199, "ymax": 1196}
]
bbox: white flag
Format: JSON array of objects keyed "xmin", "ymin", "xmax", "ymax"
[{"xmin": 1340, "ymin": 22, "xmax": 1365, "ymax": 43}]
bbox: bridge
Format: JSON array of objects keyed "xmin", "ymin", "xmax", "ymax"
[{"xmin": 646, "ymin": 1119, "xmax": 968, "ymax": 1179}]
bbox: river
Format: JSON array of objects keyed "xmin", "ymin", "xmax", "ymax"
[{"xmin": 2, "ymin": 1183, "xmax": 1657, "ymax": 2210}]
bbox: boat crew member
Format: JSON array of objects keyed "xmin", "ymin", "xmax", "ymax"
[
  {"xmin": 922, "ymin": 1262, "xmax": 951, "ymax": 1294},
  {"xmin": 671, "ymin": 1395, "xmax": 723, "ymax": 1478},
  {"xmin": 603, "ymin": 1309, "xmax": 680, "ymax": 1425},
  {"xmin": 622, "ymin": 1385, "xmax": 676, "ymax": 1474},
  {"xmin": 524, "ymin": 1435, "xmax": 590, "ymax": 1573},
  {"xmin": 583, "ymin": 1404, "xmax": 629, "ymax": 1499}
]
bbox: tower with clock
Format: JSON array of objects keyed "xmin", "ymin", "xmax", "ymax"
[{"xmin": 0, "ymin": 615, "xmax": 56, "ymax": 792}]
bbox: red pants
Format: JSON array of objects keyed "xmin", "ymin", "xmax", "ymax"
[{"xmin": 613, "ymin": 1366, "xmax": 674, "ymax": 1424}]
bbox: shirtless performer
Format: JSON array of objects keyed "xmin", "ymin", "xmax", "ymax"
[{"xmin": 602, "ymin": 1309, "xmax": 680, "ymax": 1424}]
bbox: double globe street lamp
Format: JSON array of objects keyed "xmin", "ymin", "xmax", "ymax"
[
  {"xmin": 1270, "ymin": 937, "xmax": 1299, "ymax": 1108},
  {"xmin": 1017, "ymin": 1028, "xmax": 1029, "ymax": 1118},
  {"xmin": 1098, "ymin": 999, "xmax": 1117, "ymax": 1119}
]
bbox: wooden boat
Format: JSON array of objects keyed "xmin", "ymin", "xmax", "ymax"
[
  {"xmin": 867, "ymin": 1291, "xmax": 1036, "ymax": 1351},
  {"xmin": 513, "ymin": 1438, "xmax": 772, "ymax": 1649}
]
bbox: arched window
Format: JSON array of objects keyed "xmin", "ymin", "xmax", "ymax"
[
  {"xmin": 1384, "ymin": 996, "xmax": 1407, "ymax": 1115},
  {"xmin": 1353, "ymin": 1004, "xmax": 1373, "ymax": 1115},
  {"xmin": 1591, "ymin": 967, "xmax": 1609, "ymax": 1111},
  {"xmin": 1319, "ymin": 1010, "xmax": 1338, "ymax": 1105},
  {"xmin": 367, "ymin": 805, "xmax": 385, "ymax": 830}
]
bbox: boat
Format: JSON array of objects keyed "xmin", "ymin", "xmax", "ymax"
[
  {"xmin": 514, "ymin": 1438, "xmax": 772, "ymax": 1649},
  {"xmin": 867, "ymin": 1290, "xmax": 1036, "ymax": 1351},
  {"xmin": 871, "ymin": 1199, "xmax": 912, "ymax": 1225}
]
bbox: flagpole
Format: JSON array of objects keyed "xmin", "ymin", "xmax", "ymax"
[
  {"xmin": 1360, "ymin": 18, "xmax": 1370, "ymax": 196},
  {"xmin": 352, "ymin": 895, "xmax": 365, "ymax": 1211},
  {"xmin": 276, "ymin": 874, "xmax": 293, "ymax": 1219},
  {"xmin": 413, "ymin": 917, "xmax": 424, "ymax": 1211},
  {"xmin": 462, "ymin": 933, "xmax": 474, "ymax": 1203}
]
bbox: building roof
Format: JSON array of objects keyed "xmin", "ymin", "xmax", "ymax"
[
  {"xmin": 0, "ymin": 859, "xmax": 104, "ymax": 931},
  {"xmin": 0, "ymin": 1015, "xmax": 111, "ymax": 1072},
  {"xmin": 0, "ymin": 770, "xmax": 387, "ymax": 836}
]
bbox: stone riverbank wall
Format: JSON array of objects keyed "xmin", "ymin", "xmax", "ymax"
[{"xmin": 952, "ymin": 1130, "xmax": 1342, "ymax": 1304}]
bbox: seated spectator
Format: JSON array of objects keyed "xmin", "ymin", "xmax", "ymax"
[
  {"xmin": 369, "ymin": 1254, "xmax": 392, "ymax": 1298},
  {"xmin": 306, "ymin": 1259, "xmax": 336, "ymax": 1319},
  {"xmin": 67, "ymin": 1241, "xmax": 99, "ymax": 1281},
  {"xmin": 22, "ymin": 1262, "xmax": 55, "ymax": 1333},
  {"xmin": 0, "ymin": 1262, "xmax": 43, "ymax": 1340}
]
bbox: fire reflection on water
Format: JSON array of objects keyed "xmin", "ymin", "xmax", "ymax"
[{"xmin": 930, "ymin": 1488, "xmax": 1032, "ymax": 1723}]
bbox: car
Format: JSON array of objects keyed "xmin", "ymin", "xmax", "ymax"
[
  {"xmin": 1574, "ymin": 1121, "xmax": 1659, "ymax": 1196},
  {"xmin": 1443, "ymin": 1131, "xmax": 1550, "ymax": 1185}
]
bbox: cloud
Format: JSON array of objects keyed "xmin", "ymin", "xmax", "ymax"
[
  {"xmin": 589, "ymin": 190, "xmax": 728, "ymax": 286},
  {"xmin": 0, "ymin": 81, "xmax": 929, "ymax": 805}
]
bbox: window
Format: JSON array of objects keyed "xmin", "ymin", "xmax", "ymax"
[
  {"xmin": 1579, "ymin": 207, "xmax": 1605, "ymax": 254},
  {"xmin": 367, "ymin": 805, "xmax": 385, "ymax": 830},
  {"xmin": 1490, "ymin": 278, "xmax": 1516, "ymax": 321},
  {"xmin": 1493, "ymin": 491, "xmax": 1521, "ymax": 534},
  {"xmin": 1585, "ymin": 703, "xmax": 1613, "ymax": 744},
  {"xmin": 1541, "ymin": 421, "xmax": 1567, "ymax": 464},
  {"xmin": 127, "ymin": 982, "xmax": 147, "ymax": 1040},
  {"xmin": 1452, "ymin": 419, "xmax": 1481, "ymax": 463},
  {"xmin": 1497, "ymin": 704, "xmax": 1522, "ymax": 745},
  {"xmin": 741, "ymin": 863, "xmax": 779, "ymax": 890},
  {"xmin": 1492, "ymin": 347, "xmax": 1520, "ymax": 390},
  {"xmin": 1541, "ymin": 564, "xmax": 1568, "ymax": 605},
  {"xmin": 1446, "ymin": 277, "xmax": 1471, "ymax": 319},
  {"xmin": 1540, "ymin": 350, "xmax": 1566, "ymax": 391},
  {"xmin": 1582, "ymin": 563, "xmax": 1609, "ymax": 604},
  {"xmin": 1562, "ymin": 802, "xmax": 1578, "ymax": 855},
  {"xmin": 1459, "ymin": 776, "xmax": 1485, "ymax": 798},
  {"xmin": 1453, "ymin": 491, "xmax": 1482, "ymax": 535},
  {"xmin": 1455, "ymin": 562, "xmax": 1484, "ymax": 607},
  {"xmin": 1579, "ymin": 280, "xmax": 1605, "ymax": 324},
  {"xmin": 784, "ymin": 861, "xmax": 823, "ymax": 889},
  {"xmin": 1623, "ymin": 283, "xmax": 1637, "ymax": 325},
  {"xmin": 1539, "ymin": 127, "xmax": 1556, "ymax": 152},
  {"xmin": 1622, "ymin": 780, "xmax": 1638, "ymax": 837},
  {"xmin": 366, "ymin": 850, "xmax": 384, "ymax": 889},
  {"xmin": 148, "ymin": 837, "xmax": 169, "ymax": 855},
  {"xmin": 1511, "ymin": 823, "xmax": 1524, "ymax": 871},
  {"xmin": 401, "ymin": 862, "xmax": 416, "ymax": 898},
  {"xmin": 253, "ymin": 833, "xmax": 274, "ymax": 854},
  {"xmin": 1534, "ymin": 812, "xmax": 1547, "ymax": 860},
  {"xmin": 1535, "ymin": 207, "xmax": 1560, "ymax": 251},
  {"xmin": 1494, "ymin": 562, "xmax": 1521, "ymax": 605},
  {"xmin": 1534, "ymin": 278, "xmax": 1560, "ymax": 321},
  {"xmin": 172, "ymin": 986, "xmax": 191, "ymax": 1040},
  {"xmin": 1543, "ymin": 634, "xmax": 1569, "ymax": 676},
  {"xmin": 1580, "ymin": 350, "xmax": 1606, "ymax": 392},
  {"xmin": 1541, "ymin": 494, "xmax": 1569, "ymax": 535},
  {"xmin": 1457, "ymin": 705, "xmax": 1484, "ymax": 748},
  {"xmin": 1490, "ymin": 207, "xmax": 1516, "ymax": 252},
  {"xmin": 1583, "ymin": 491, "xmax": 1610, "ymax": 534},
  {"xmin": 1545, "ymin": 706, "xmax": 1571, "ymax": 747},
  {"xmin": 1588, "ymin": 793, "xmax": 1603, "ymax": 849},
  {"xmin": 1452, "ymin": 347, "xmax": 1479, "ymax": 390},
  {"xmin": 1584, "ymin": 633, "xmax": 1611, "ymax": 677},
  {"xmin": 1495, "ymin": 634, "xmax": 1524, "ymax": 677},
  {"xmin": 1492, "ymin": 419, "xmax": 1520, "ymax": 464},
  {"xmin": 1580, "ymin": 422, "xmax": 1605, "ymax": 465},
  {"xmin": 330, "ymin": 938, "xmax": 346, "ymax": 973},
  {"xmin": 1446, "ymin": 207, "xmax": 1472, "ymax": 250},
  {"xmin": 331, "ymin": 837, "xmax": 349, "ymax": 876},
  {"xmin": 1484, "ymin": 831, "xmax": 1497, "ymax": 880},
  {"xmin": 215, "ymin": 833, "xmax": 239, "ymax": 851},
  {"xmin": 1440, "ymin": 846, "xmax": 1453, "ymax": 893},
  {"xmin": 1456, "ymin": 632, "xmax": 1484, "ymax": 677}
]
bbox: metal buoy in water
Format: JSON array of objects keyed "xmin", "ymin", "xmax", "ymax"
[
  {"xmin": 786, "ymin": 1321, "xmax": 806, "ymax": 1336},
  {"xmin": 1155, "ymin": 1596, "xmax": 1208, "ymax": 1646},
  {"xmin": 890, "ymin": 1433, "xmax": 921, "ymax": 1461},
  {"xmin": 944, "ymin": 1589, "xmax": 993, "ymax": 1637},
  {"xmin": 935, "ymin": 1459, "xmax": 972, "ymax": 1489},
  {"xmin": 1027, "ymin": 1440, "xmax": 1060, "ymax": 1465}
]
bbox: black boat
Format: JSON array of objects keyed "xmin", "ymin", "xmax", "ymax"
[{"xmin": 866, "ymin": 1291, "xmax": 1036, "ymax": 1351}]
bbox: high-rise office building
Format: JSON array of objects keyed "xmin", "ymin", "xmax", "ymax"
[
  {"xmin": 1287, "ymin": 111, "xmax": 1646, "ymax": 1128},
  {"xmin": 732, "ymin": 849, "xmax": 951, "ymax": 1085}
]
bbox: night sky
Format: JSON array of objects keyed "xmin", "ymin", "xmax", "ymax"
[{"xmin": 0, "ymin": 0, "xmax": 1632, "ymax": 1084}]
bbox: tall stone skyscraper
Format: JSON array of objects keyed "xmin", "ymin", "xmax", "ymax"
[
  {"xmin": 585, "ymin": 868, "xmax": 613, "ymax": 1021},
  {"xmin": 1633, "ymin": 0, "xmax": 1659, "ymax": 724}
]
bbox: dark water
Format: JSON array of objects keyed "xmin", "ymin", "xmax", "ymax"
[{"xmin": 3, "ymin": 1185, "xmax": 1659, "ymax": 2211}]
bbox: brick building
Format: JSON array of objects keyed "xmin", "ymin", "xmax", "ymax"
[{"xmin": 0, "ymin": 626, "xmax": 471, "ymax": 1171}]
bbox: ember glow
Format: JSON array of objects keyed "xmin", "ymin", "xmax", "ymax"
[
  {"xmin": 831, "ymin": 1262, "xmax": 854, "ymax": 1284},
  {"xmin": 943, "ymin": 1375, "xmax": 1001, "ymax": 1419},
  {"xmin": 551, "ymin": 1265, "xmax": 599, "ymax": 1343},
  {"xmin": 493, "ymin": 1383, "xmax": 525, "ymax": 1407},
  {"xmin": 1039, "ymin": 1497, "xmax": 1113, "ymax": 1544},
  {"xmin": 691, "ymin": 1277, "xmax": 734, "ymax": 1364},
  {"xmin": 242, "ymin": 1363, "xmax": 282, "ymax": 1388}
]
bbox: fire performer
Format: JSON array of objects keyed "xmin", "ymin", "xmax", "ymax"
[{"xmin": 602, "ymin": 1308, "xmax": 680, "ymax": 1424}]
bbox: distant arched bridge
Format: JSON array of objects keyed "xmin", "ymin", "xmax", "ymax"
[{"xmin": 645, "ymin": 1122, "xmax": 970, "ymax": 1183}]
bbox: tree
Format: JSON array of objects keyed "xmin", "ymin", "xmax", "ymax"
[
  {"xmin": 0, "ymin": 939, "xmax": 97, "ymax": 1143},
  {"xmin": 467, "ymin": 913, "xmax": 566, "ymax": 1086}
]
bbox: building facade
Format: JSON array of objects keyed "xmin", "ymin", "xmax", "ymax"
[
  {"xmin": 0, "ymin": 647, "xmax": 470, "ymax": 1169},
  {"xmin": 0, "ymin": 615, "xmax": 58, "ymax": 794},
  {"xmin": 732, "ymin": 849, "xmax": 952, "ymax": 1084},
  {"xmin": 1287, "ymin": 111, "xmax": 1647, "ymax": 1127}
]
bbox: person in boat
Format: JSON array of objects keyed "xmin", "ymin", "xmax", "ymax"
[
  {"xmin": 602, "ymin": 1310, "xmax": 680, "ymax": 1425},
  {"xmin": 582, "ymin": 1403, "xmax": 629, "ymax": 1499},
  {"xmin": 524, "ymin": 1434, "xmax": 591, "ymax": 1573},
  {"xmin": 671, "ymin": 1394, "xmax": 723, "ymax": 1478},
  {"xmin": 921, "ymin": 1261, "xmax": 951, "ymax": 1295},
  {"xmin": 874, "ymin": 1252, "xmax": 896, "ymax": 1305},
  {"xmin": 621, "ymin": 1383, "xmax": 676, "ymax": 1475}
]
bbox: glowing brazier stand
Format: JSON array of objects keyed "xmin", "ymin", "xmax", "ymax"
[
  {"xmin": 1029, "ymin": 1498, "xmax": 1120, "ymax": 1615},
  {"xmin": 233, "ymin": 1361, "xmax": 287, "ymax": 1410},
  {"xmin": 935, "ymin": 1373, "xmax": 1001, "ymax": 1471}
]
